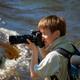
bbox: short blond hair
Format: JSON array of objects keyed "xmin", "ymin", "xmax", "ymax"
[{"xmin": 38, "ymin": 15, "xmax": 66, "ymax": 36}]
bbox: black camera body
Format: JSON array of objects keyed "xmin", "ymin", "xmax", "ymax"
[{"xmin": 9, "ymin": 31, "xmax": 44, "ymax": 48}]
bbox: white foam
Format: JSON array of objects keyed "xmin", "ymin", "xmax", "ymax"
[{"xmin": 0, "ymin": 28, "xmax": 31, "ymax": 79}]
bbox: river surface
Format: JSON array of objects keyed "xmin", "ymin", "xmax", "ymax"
[
  {"xmin": 0, "ymin": 0, "xmax": 80, "ymax": 80},
  {"xmin": 0, "ymin": 0, "xmax": 80, "ymax": 40}
]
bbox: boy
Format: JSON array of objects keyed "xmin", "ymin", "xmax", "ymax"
[{"xmin": 27, "ymin": 15, "xmax": 75, "ymax": 80}]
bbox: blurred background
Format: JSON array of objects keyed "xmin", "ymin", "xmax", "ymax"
[
  {"xmin": 0, "ymin": 0, "xmax": 80, "ymax": 80},
  {"xmin": 0, "ymin": 0, "xmax": 80, "ymax": 44}
]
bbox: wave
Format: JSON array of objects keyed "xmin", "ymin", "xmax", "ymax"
[{"xmin": 0, "ymin": 27, "xmax": 31, "ymax": 80}]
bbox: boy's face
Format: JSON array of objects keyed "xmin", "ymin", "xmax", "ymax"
[{"xmin": 39, "ymin": 28, "xmax": 57, "ymax": 47}]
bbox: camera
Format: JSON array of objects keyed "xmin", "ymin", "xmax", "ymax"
[{"xmin": 9, "ymin": 31, "xmax": 45, "ymax": 48}]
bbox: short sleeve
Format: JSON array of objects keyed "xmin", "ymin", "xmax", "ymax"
[{"xmin": 34, "ymin": 51, "xmax": 60, "ymax": 77}]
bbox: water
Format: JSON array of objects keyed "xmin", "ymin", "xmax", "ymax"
[
  {"xmin": 0, "ymin": 0, "xmax": 80, "ymax": 80},
  {"xmin": 0, "ymin": 28, "xmax": 32, "ymax": 80},
  {"xmin": 0, "ymin": 0, "xmax": 80, "ymax": 39}
]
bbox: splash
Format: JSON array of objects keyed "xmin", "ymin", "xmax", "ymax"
[{"xmin": 0, "ymin": 28, "xmax": 32, "ymax": 80}]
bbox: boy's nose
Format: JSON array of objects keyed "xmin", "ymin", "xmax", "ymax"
[{"xmin": 42, "ymin": 34, "xmax": 47, "ymax": 39}]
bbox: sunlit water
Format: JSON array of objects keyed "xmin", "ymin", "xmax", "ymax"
[
  {"xmin": 0, "ymin": 28, "xmax": 32, "ymax": 80},
  {"xmin": 0, "ymin": 0, "xmax": 80, "ymax": 80}
]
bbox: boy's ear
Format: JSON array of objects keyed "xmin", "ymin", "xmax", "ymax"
[{"xmin": 53, "ymin": 30, "xmax": 60, "ymax": 38}]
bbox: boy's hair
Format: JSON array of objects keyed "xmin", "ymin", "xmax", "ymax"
[{"xmin": 38, "ymin": 15, "xmax": 66, "ymax": 37}]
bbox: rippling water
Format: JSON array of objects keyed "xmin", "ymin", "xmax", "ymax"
[
  {"xmin": 0, "ymin": 0, "xmax": 80, "ymax": 39},
  {"xmin": 0, "ymin": 0, "xmax": 80, "ymax": 80}
]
